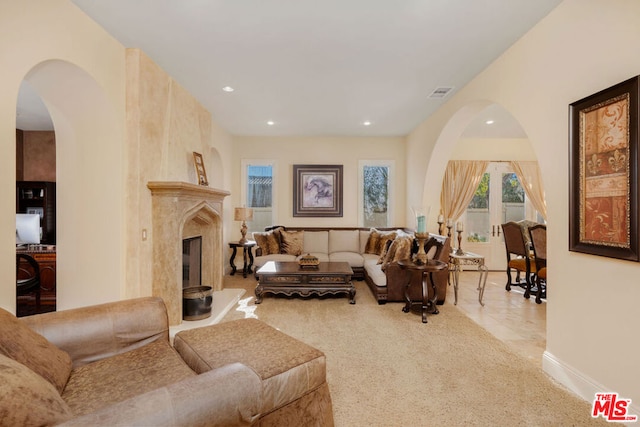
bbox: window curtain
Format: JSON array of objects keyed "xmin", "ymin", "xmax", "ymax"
[
  {"xmin": 510, "ymin": 161, "xmax": 547, "ymax": 221},
  {"xmin": 439, "ymin": 160, "xmax": 489, "ymax": 222}
]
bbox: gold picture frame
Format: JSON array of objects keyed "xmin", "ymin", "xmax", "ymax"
[{"xmin": 192, "ymin": 152, "xmax": 209, "ymax": 186}]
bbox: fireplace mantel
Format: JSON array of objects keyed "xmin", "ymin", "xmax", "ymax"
[
  {"xmin": 147, "ymin": 181, "xmax": 231, "ymax": 200},
  {"xmin": 148, "ymin": 181, "xmax": 230, "ymax": 325}
]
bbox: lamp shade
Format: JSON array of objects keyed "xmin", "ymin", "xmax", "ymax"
[{"xmin": 234, "ymin": 207, "xmax": 254, "ymax": 221}]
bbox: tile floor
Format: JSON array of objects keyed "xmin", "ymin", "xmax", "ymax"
[{"xmin": 450, "ymin": 270, "xmax": 546, "ymax": 367}]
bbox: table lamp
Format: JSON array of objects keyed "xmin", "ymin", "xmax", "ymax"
[{"xmin": 234, "ymin": 207, "xmax": 254, "ymax": 244}]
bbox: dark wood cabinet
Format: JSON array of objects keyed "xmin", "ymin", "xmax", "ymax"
[
  {"xmin": 16, "ymin": 181, "xmax": 56, "ymax": 245},
  {"xmin": 16, "ymin": 249, "xmax": 56, "ymax": 316}
]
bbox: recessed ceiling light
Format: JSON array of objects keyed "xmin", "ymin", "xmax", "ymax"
[
  {"xmin": 363, "ymin": 121, "xmax": 372, "ymax": 126},
  {"xmin": 222, "ymin": 86, "xmax": 234, "ymax": 92},
  {"xmin": 485, "ymin": 120, "xmax": 495, "ymax": 125},
  {"xmin": 267, "ymin": 121, "xmax": 275, "ymax": 126}
]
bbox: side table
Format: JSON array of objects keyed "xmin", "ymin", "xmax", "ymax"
[
  {"xmin": 448, "ymin": 251, "xmax": 488, "ymax": 306},
  {"xmin": 229, "ymin": 240, "xmax": 256, "ymax": 278},
  {"xmin": 397, "ymin": 259, "xmax": 447, "ymax": 323}
]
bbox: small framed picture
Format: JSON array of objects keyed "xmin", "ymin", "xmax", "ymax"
[{"xmin": 193, "ymin": 152, "xmax": 208, "ymax": 186}]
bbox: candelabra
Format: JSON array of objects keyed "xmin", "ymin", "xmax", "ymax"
[
  {"xmin": 437, "ymin": 214, "xmax": 445, "ymax": 235},
  {"xmin": 456, "ymin": 229, "xmax": 465, "ymax": 255},
  {"xmin": 455, "ymin": 221, "xmax": 465, "ymax": 255},
  {"xmin": 413, "ymin": 232, "xmax": 429, "ymax": 265}
]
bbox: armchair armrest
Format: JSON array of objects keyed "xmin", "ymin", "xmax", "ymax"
[
  {"xmin": 21, "ymin": 297, "xmax": 169, "ymax": 367},
  {"xmin": 57, "ymin": 363, "xmax": 262, "ymax": 427}
]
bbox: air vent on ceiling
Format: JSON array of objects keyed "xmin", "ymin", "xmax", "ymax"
[{"xmin": 428, "ymin": 87, "xmax": 454, "ymax": 99}]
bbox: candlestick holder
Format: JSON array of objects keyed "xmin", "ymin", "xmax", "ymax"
[
  {"xmin": 437, "ymin": 218, "xmax": 444, "ymax": 235},
  {"xmin": 413, "ymin": 232, "xmax": 430, "ymax": 265},
  {"xmin": 456, "ymin": 229, "xmax": 465, "ymax": 255},
  {"xmin": 446, "ymin": 222, "xmax": 453, "ymax": 239}
]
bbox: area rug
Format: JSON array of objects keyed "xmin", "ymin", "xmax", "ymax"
[{"xmin": 222, "ymin": 276, "xmax": 607, "ymax": 426}]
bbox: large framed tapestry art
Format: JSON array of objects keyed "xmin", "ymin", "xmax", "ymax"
[{"xmin": 569, "ymin": 75, "xmax": 640, "ymax": 261}]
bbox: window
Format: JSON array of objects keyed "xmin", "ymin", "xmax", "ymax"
[
  {"xmin": 242, "ymin": 161, "xmax": 275, "ymax": 234},
  {"xmin": 359, "ymin": 161, "xmax": 393, "ymax": 227}
]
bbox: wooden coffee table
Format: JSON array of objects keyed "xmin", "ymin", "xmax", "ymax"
[{"xmin": 255, "ymin": 261, "xmax": 355, "ymax": 304}]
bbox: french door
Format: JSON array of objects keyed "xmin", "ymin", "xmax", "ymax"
[{"xmin": 462, "ymin": 162, "xmax": 535, "ymax": 270}]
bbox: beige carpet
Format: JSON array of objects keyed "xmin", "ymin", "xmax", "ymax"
[{"xmin": 221, "ymin": 275, "xmax": 607, "ymax": 426}]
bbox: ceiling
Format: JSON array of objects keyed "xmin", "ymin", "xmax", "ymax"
[{"xmin": 18, "ymin": 0, "xmax": 561, "ymax": 137}]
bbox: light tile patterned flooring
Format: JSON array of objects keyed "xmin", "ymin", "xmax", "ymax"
[{"xmin": 450, "ymin": 270, "xmax": 546, "ymax": 367}]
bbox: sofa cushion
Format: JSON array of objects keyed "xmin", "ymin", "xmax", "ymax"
[
  {"xmin": 364, "ymin": 228, "xmax": 397, "ymax": 255},
  {"xmin": 329, "ymin": 229, "xmax": 360, "ymax": 253},
  {"xmin": 253, "ymin": 228, "xmax": 282, "ymax": 255},
  {"xmin": 328, "ymin": 252, "xmax": 364, "ymax": 268},
  {"xmin": 280, "ymin": 230, "xmax": 304, "ymax": 255},
  {"xmin": 364, "ymin": 258, "xmax": 387, "ymax": 287},
  {"xmin": 303, "ymin": 231, "xmax": 329, "ymax": 254},
  {"xmin": 62, "ymin": 339, "xmax": 196, "ymax": 416},
  {"xmin": 0, "ymin": 307, "xmax": 72, "ymax": 393},
  {"xmin": 0, "ymin": 353, "xmax": 73, "ymax": 426},
  {"xmin": 359, "ymin": 230, "xmax": 370, "ymax": 253}
]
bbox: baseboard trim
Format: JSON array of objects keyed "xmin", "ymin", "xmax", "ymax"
[{"xmin": 543, "ymin": 350, "xmax": 640, "ymax": 418}]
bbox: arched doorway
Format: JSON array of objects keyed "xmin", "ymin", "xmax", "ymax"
[
  {"xmin": 13, "ymin": 59, "xmax": 125, "ymax": 312},
  {"xmin": 15, "ymin": 80, "xmax": 57, "ymax": 316}
]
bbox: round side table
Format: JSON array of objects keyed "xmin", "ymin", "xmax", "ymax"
[
  {"xmin": 228, "ymin": 240, "xmax": 256, "ymax": 278},
  {"xmin": 397, "ymin": 258, "xmax": 447, "ymax": 323}
]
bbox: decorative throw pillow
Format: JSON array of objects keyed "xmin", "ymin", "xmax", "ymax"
[
  {"xmin": 252, "ymin": 227, "xmax": 282, "ymax": 255},
  {"xmin": 365, "ymin": 229, "xmax": 397, "ymax": 255},
  {"xmin": 0, "ymin": 354, "xmax": 73, "ymax": 426},
  {"xmin": 0, "ymin": 307, "xmax": 72, "ymax": 394},
  {"xmin": 381, "ymin": 236, "xmax": 414, "ymax": 271},
  {"xmin": 377, "ymin": 238, "xmax": 394, "ymax": 264},
  {"xmin": 280, "ymin": 230, "xmax": 304, "ymax": 256}
]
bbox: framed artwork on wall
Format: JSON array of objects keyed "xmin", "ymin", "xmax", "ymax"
[
  {"xmin": 569, "ymin": 75, "xmax": 640, "ymax": 261},
  {"xmin": 293, "ymin": 164, "xmax": 343, "ymax": 217},
  {"xmin": 193, "ymin": 152, "xmax": 209, "ymax": 186}
]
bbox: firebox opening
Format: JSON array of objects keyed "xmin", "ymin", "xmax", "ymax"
[{"xmin": 182, "ymin": 236, "xmax": 202, "ymax": 288}]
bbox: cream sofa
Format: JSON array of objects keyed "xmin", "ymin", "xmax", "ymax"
[
  {"xmin": 252, "ymin": 226, "xmax": 401, "ymax": 280},
  {"xmin": 252, "ymin": 226, "xmax": 450, "ymax": 304},
  {"xmin": 0, "ymin": 296, "xmax": 333, "ymax": 426}
]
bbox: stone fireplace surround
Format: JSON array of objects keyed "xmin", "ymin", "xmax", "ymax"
[{"xmin": 148, "ymin": 181, "xmax": 230, "ymax": 325}]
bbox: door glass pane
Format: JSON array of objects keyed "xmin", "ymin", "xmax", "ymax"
[
  {"xmin": 467, "ymin": 173, "xmax": 490, "ymax": 242},
  {"xmin": 502, "ymin": 172, "xmax": 525, "ymax": 223},
  {"xmin": 363, "ymin": 166, "xmax": 389, "ymax": 227},
  {"xmin": 246, "ymin": 165, "xmax": 272, "ymax": 233}
]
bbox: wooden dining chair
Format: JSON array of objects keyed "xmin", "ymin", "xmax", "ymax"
[
  {"xmin": 528, "ymin": 224, "xmax": 547, "ymax": 304},
  {"xmin": 501, "ymin": 222, "xmax": 536, "ymax": 297}
]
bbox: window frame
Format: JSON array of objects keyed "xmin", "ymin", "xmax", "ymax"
[
  {"xmin": 358, "ymin": 160, "xmax": 395, "ymax": 227},
  {"xmin": 241, "ymin": 159, "xmax": 277, "ymax": 233}
]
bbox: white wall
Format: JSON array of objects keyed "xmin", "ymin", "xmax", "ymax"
[
  {"xmin": 231, "ymin": 136, "xmax": 406, "ymax": 236},
  {"xmin": 408, "ymin": 0, "xmax": 640, "ymax": 407}
]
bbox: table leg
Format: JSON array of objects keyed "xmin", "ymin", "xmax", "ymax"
[
  {"xmin": 453, "ymin": 262, "xmax": 461, "ymax": 305},
  {"xmin": 477, "ymin": 264, "xmax": 488, "ymax": 306},
  {"xmin": 242, "ymin": 247, "xmax": 248, "ymax": 278},
  {"xmin": 229, "ymin": 246, "xmax": 238, "ymax": 275},
  {"xmin": 254, "ymin": 283, "xmax": 263, "ymax": 304},
  {"xmin": 402, "ymin": 269, "xmax": 412, "ymax": 314},
  {"xmin": 247, "ymin": 247, "xmax": 254, "ymax": 275}
]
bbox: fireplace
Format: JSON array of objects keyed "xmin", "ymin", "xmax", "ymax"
[{"xmin": 148, "ymin": 181, "xmax": 230, "ymax": 325}]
